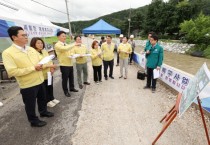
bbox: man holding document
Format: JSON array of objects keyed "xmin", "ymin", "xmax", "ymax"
[
  {"xmin": 55, "ymin": 31, "xmax": 79, "ymax": 97},
  {"xmin": 144, "ymin": 34, "xmax": 163, "ymax": 93},
  {"xmin": 71, "ymin": 36, "xmax": 90, "ymax": 89},
  {"xmin": 2, "ymin": 26, "xmax": 54, "ymax": 127}
]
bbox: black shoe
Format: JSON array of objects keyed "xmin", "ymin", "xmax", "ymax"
[
  {"xmin": 84, "ymin": 82, "xmax": 90, "ymax": 85},
  {"xmin": 70, "ymin": 88, "xmax": 78, "ymax": 92},
  {"xmin": 31, "ymin": 120, "xmax": 47, "ymax": 127},
  {"xmin": 79, "ymin": 84, "xmax": 83, "ymax": 89},
  {"xmin": 116, "ymin": 64, "xmax": 119, "ymax": 66},
  {"xmin": 152, "ymin": 88, "xmax": 156, "ymax": 93},
  {"xmin": 109, "ymin": 76, "xmax": 114, "ymax": 79},
  {"xmin": 105, "ymin": 77, "xmax": 108, "ymax": 80},
  {"xmin": 119, "ymin": 76, "xmax": 123, "ymax": 79},
  {"xmin": 64, "ymin": 92, "xmax": 71, "ymax": 97},
  {"xmin": 143, "ymin": 86, "xmax": 150, "ymax": 89},
  {"xmin": 40, "ymin": 111, "xmax": 54, "ymax": 118}
]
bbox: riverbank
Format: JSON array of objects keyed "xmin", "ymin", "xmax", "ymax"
[{"xmin": 135, "ymin": 46, "xmax": 210, "ymax": 75}]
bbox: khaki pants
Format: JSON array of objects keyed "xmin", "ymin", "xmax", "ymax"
[
  {"xmin": 120, "ymin": 58, "xmax": 128, "ymax": 77},
  {"xmin": 76, "ymin": 63, "xmax": 88, "ymax": 85}
]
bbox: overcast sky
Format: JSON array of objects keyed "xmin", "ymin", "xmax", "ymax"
[{"xmin": 1, "ymin": 0, "xmax": 156, "ymax": 23}]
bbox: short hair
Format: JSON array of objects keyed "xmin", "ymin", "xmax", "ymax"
[
  {"xmin": 74, "ymin": 35, "xmax": 81, "ymax": 41},
  {"xmin": 148, "ymin": 31, "xmax": 155, "ymax": 35},
  {"xmin": 57, "ymin": 31, "xmax": 66, "ymax": 37},
  {"xmin": 101, "ymin": 36, "xmax": 105, "ymax": 40},
  {"xmin": 124, "ymin": 36, "xmax": 129, "ymax": 40},
  {"xmin": 30, "ymin": 37, "xmax": 45, "ymax": 50},
  {"xmin": 91, "ymin": 40, "xmax": 99, "ymax": 49},
  {"xmin": 7, "ymin": 26, "xmax": 24, "ymax": 41},
  {"xmin": 107, "ymin": 35, "xmax": 112, "ymax": 39},
  {"xmin": 150, "ymin": 35, "xmax": 159, "ymax": 41}
]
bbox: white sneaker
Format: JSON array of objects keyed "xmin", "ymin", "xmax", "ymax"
[
  {"xmin": 0, "ymin": 102, "xmax": 3, "ymax": 107},
  {"xmin": 52, "ymin": 99, "xmax": 60, "ymax": 104},
  {"xmin": 47, "ymin": 101, "xmax": 56, "ymax": 107},
  {"xmin": 96, "ymin": 82, "xmax": 99, "ymax": 85}
]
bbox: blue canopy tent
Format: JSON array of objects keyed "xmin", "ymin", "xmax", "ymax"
[{"xmin": 82, "ymin": 19, "xmax": 121, "ymax": 34}]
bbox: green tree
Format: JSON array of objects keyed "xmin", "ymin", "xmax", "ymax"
[
  {"xmin": 180, "ymin": 13, "xmax": 210, "ymax": 45},
  {"xmin": 144, "ymin": 0, "xmax": 165, "ymax": 34},
  {"xmin": 122, "ymin": 11, "xmax": 145, "ymax": 35}
]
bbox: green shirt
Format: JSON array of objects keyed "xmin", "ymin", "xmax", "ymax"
[
  {"xmin": 144, "ymin": 40, "xmax": 151, "ymax": 58},
  {"xmin": 146, "ymin": 43, "xmax": 164, "ymax": 69},
  {"xmin": 144, "ymin": 40, "xmax": 151, "ymax": 51}
]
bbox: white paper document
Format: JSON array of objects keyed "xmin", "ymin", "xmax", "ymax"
[
  {"xmin": 69, "ymin": 54, "xmax": 91, "ymax": 59},
  {"xmin": 84, "ymin": 54, "xmax": 91, "ymax": 57},
  {"xmin": 69, "ymin": 54, "xmax": 81, "ymax": 59},
  {"xmin": 120, "ymin": 50, "xmax": 128, "ymax": 53},
  {"xmin": 153, "ymin": 69, "xmax": 160, "ymax": 79},
  {"xmin": 38, "ymin": 55, "xmax": 55, "ymax": 65},
  {"xmin": 47, "ymin": 72, "xmax": 52, "ymax": 86}
]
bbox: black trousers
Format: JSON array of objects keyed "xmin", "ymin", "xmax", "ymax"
[
  {"xmin": 146, "ymin": 67, "xmax": 157, "ymax": 89},
  {"xmin": 44, "ymin": 79, "xmax": 54, "ymax": 103},
  {"xmin": 117, "ymin": 53, "xmax": 119, "ymax": 64},
  {"xmin": 21, "ymin": 83, "xmax": 47, "ymax": 123},
  {"xmin": 103, "ymin": 59, "xmax": 114, "ymax": 78},
  {"xmin": 60, "ymin": 66, "xmax": 75, "ymax": 93},
  {"xmin": 93, "ymin": 65, "xmax": 102, "ymax": 82},
  {"xmin": 130, "ymin": 52, "xmax": 134, "ymax": 63}
]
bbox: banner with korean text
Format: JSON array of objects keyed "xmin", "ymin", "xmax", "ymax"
[
  {"xmin": 0, "ymin": 18, "xmax": 59, "ymax": 38},
  {"xmin": 133, "ymin": 52, "xmax": 210, "ymax": 112}
]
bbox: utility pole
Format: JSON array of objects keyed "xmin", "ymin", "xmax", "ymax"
[
  {"xmin": 73, "ymin": 24, "xmax": 76, "ymax": 35},
  {"xmin": 128, "ymin": 4, "xmax": 131, "ymax": 37},
  {"xmin": 65, "ymin": 0, "xmax": 72, "ymax": 39}
]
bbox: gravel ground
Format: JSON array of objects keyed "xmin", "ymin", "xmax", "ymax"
[
  {"xmin": 0, "ymin": 64, "xmax": 85, "ymax": 145},
  {"xmin": 0, "ymin": 37, "xmax": 210, "ymax": 145},
  {"xmin": 71, "ymin": 52, "xmax": 210, "ymax": 145}
]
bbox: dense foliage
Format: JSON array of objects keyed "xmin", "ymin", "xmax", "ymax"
[
  {"xmin": 53, "ymin": 0, "xmax": 210, "ymax": 57},
  {"xmin": 53, "ymin": 0, "xmax": 209, "ymax": 37}
]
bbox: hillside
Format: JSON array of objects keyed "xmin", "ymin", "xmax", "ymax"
[
  {"xmin": 53, "ymin": 5, "xmax": 149, "ymax": 35},
  {"xmin": 53, "ymin": 0, "xmax": 210, "ymax": 37}
]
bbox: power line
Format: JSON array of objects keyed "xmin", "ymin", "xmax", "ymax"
[
  {"xmin": 31, "ymin": 0, "xmax": 67, "ymax": 14},
  {"xmin": 0, "ymin": 1, "xmax": 18, "ymax": 11},
  {"xmin": 3, "ymin": 0, "xmax": 67, "ymax": 21}
]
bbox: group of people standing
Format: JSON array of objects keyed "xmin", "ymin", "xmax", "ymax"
[
  {"xmin": 1, "ymin": 26, "xmax": 134, "ymax": 127},
  {"xmin": 2, "ymin": 25, "xmax": 163, "ymax": 127},
  {"xmin": 94, "ymin": 35, "xmax": 136, "ymax": 81}
]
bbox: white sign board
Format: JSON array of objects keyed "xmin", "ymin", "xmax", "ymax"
[{"xmin": 179, "ymin": 63, "xmax": 210, "ymax": 117}]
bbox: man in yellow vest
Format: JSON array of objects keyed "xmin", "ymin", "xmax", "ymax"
[
  {"xmin": 2, "ymin": 26, "xmax": 54, "ymax": 127},
  {"xmin": 101, "ymin": 35, "xmax": 115, "ymax": 80},
  {"xmin": 72, "ymin": 36, "xmax": 90, "ymax": 89},
  {"xmin": 54, "ymin": 31, "xmax": 79, "ymax": 97}
]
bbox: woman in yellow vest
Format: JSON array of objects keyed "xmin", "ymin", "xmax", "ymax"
[
  {"xmin": 30, "ymin": 37, "xmax": 60, "ymax": 107},
  {"xmin": 118, "ymin": 36, "xmax": 132, "ymax": 79},
  {"xmin": 91, "ymin": 40, "xmax": 103, "ymax": 84}
]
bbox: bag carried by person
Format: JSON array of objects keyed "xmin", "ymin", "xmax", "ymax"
[{"xmin": 137, "ymin": 70, "xmax": 145, "ymax": 80}]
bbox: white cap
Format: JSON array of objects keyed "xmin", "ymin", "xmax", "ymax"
[
  {"xmin": 130, "ymin": 35, "xmax": 134, "ymax": 38},
  {"xmin": 119, "ymin": 34, "xmax": 124, "ymax": 38}
]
